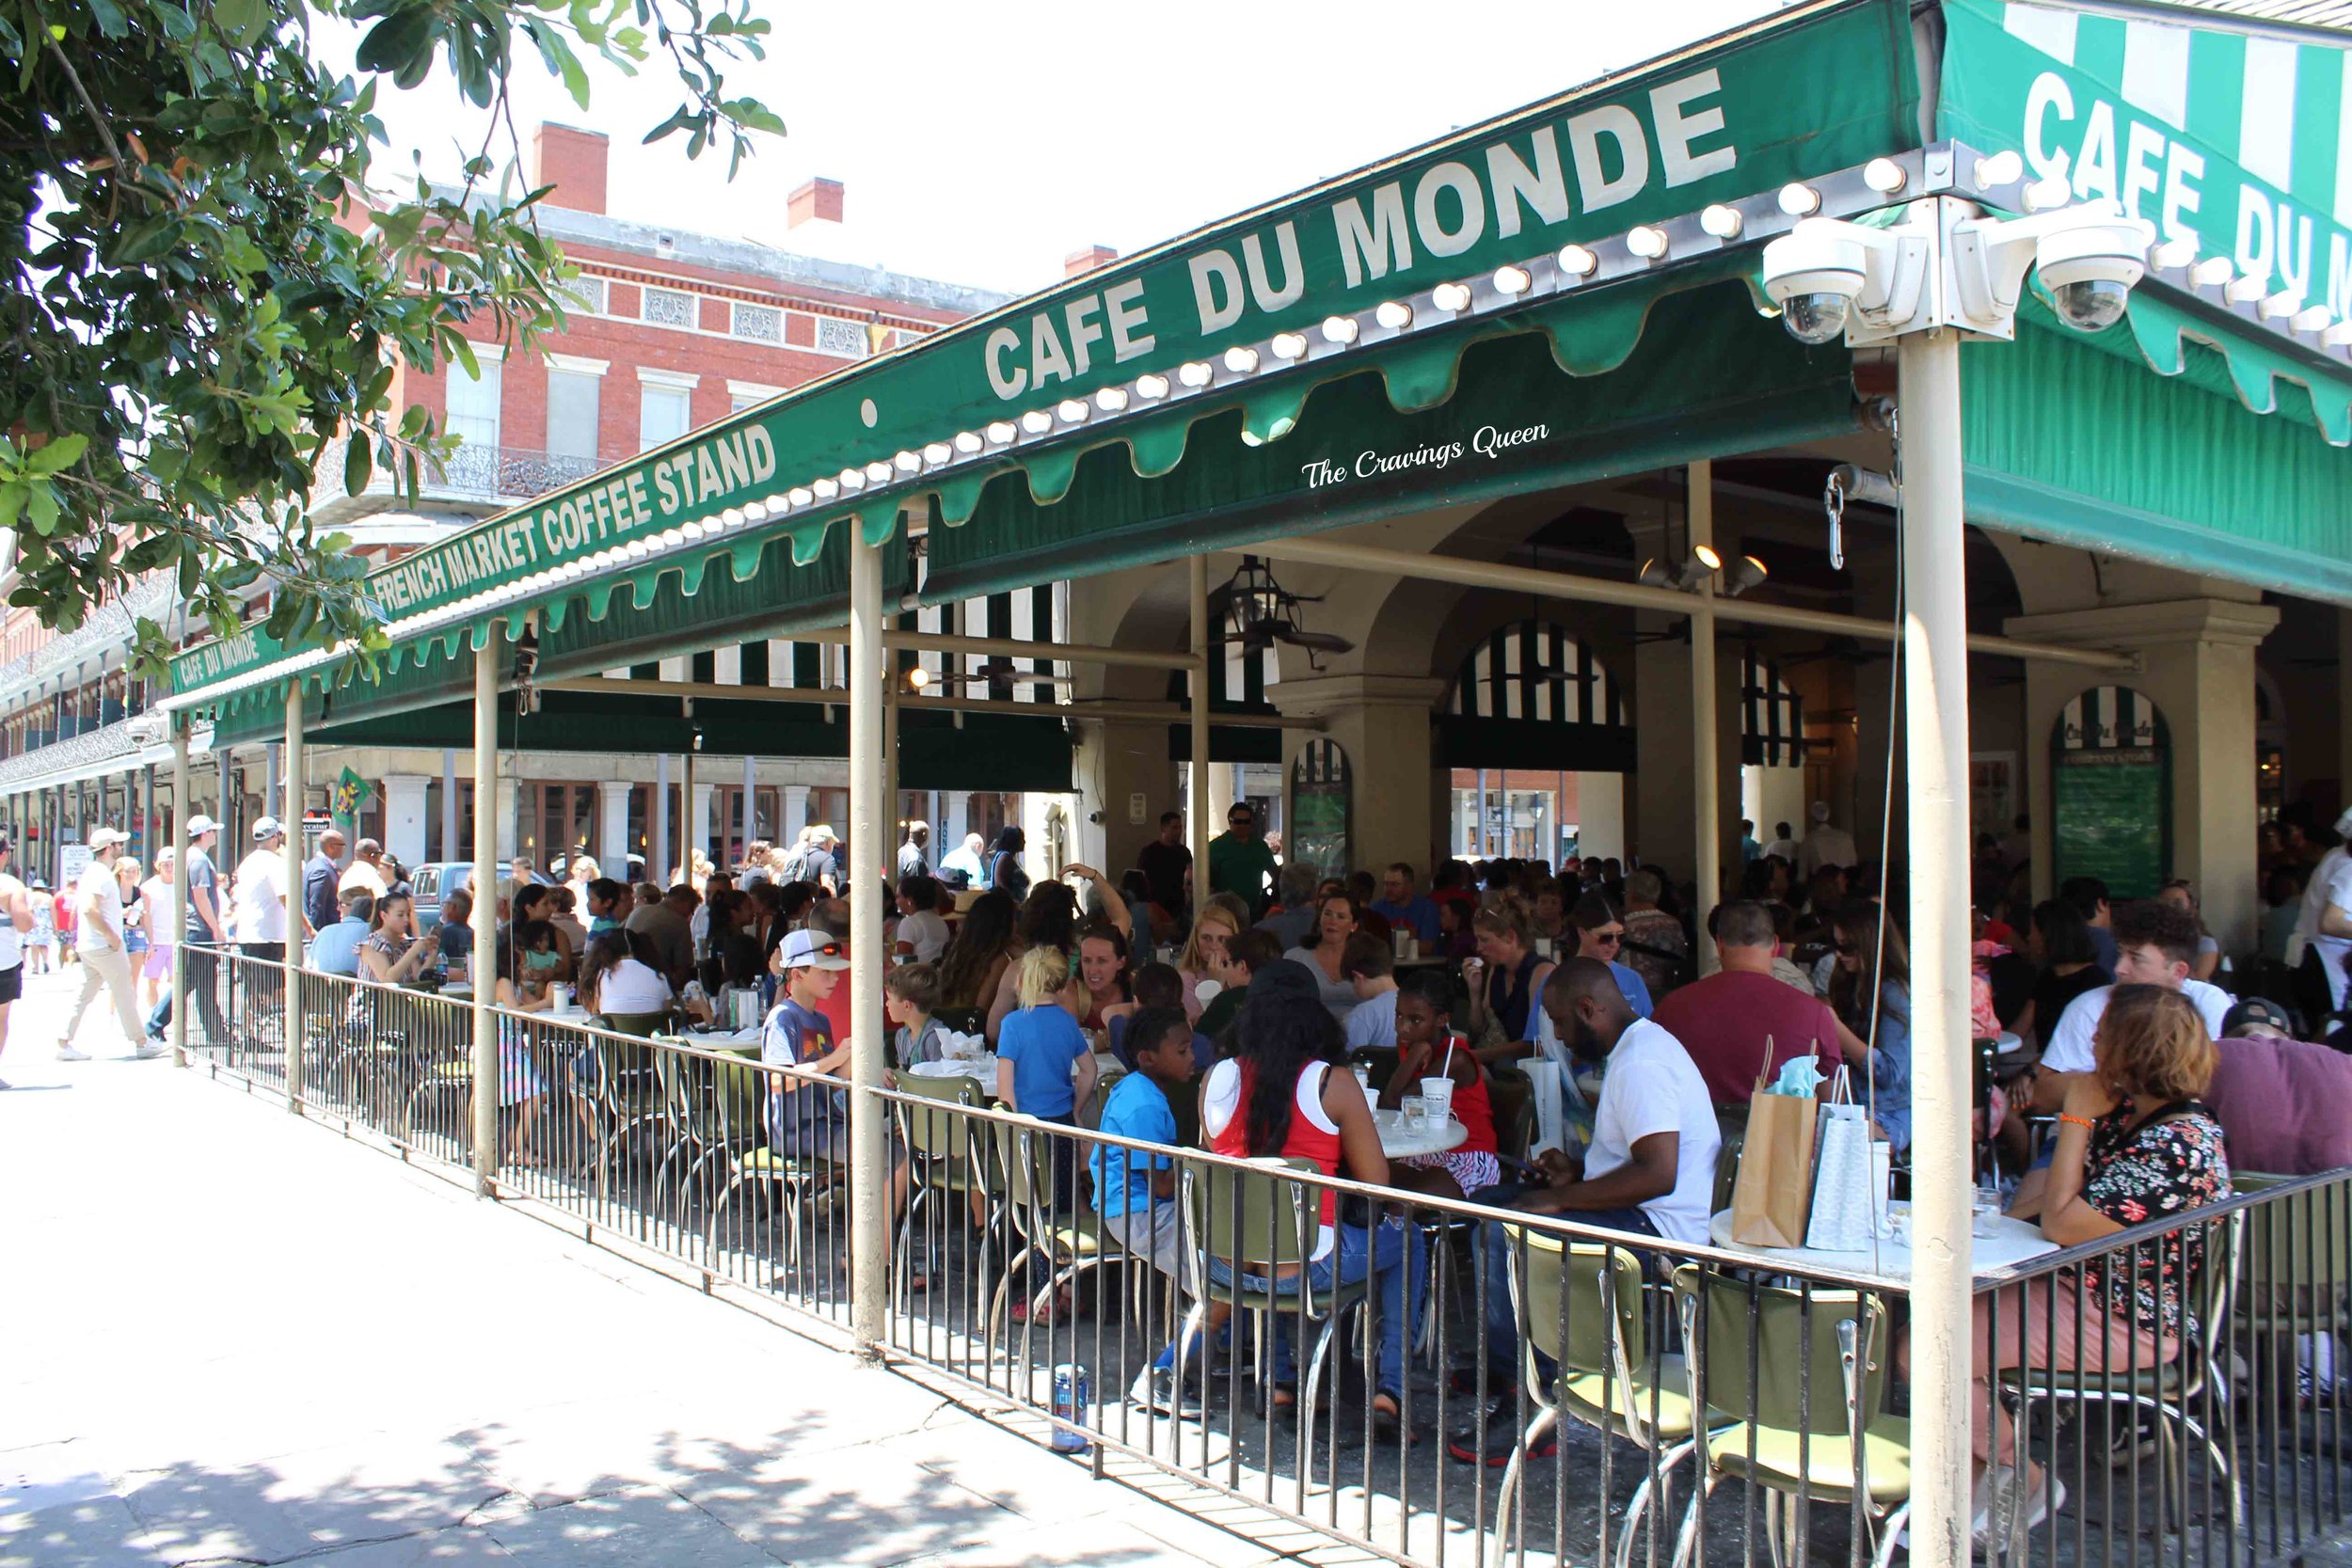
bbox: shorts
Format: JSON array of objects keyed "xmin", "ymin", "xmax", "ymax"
[
  {"xmin": 143, "ymin": 943, "xmax": 174, "ymax": 982},
  {"xmin": 1406, "ymin": 1148, "xmax": 1503, "ymax": 1196},
  {"xmin": 0, "ymin": 963, "xmax": 21, "ymax": 1004}
]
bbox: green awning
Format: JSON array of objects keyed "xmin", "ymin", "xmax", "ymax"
[{"xmin": 167, "ymin": 0, "xmax": 1921, "ymax": 712}]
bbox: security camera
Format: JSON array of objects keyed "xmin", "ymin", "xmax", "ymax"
[
  {"xmin": 1760, "ymin": 218, "xmax": 1926, "ymax": 346},
  {"xmin": 1950, "ymin": 200, "xmax": 2153, "ymax": 340}
]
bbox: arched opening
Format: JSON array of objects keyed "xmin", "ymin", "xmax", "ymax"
[
  {"xmin": 2052, "ymin": 684, "xmax": 2173, "ymax": 898},
  {"xmin": 1439, "ymin": 618, "xmax": 1628, "ymax": 863}
]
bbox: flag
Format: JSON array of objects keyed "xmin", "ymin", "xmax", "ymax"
[{"xmin": 331, "ymin": 767, "xmax": 373, "ymax": 825}]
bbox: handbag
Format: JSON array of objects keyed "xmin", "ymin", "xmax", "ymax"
[
  {"xmin": 1727, "ymin": 1038, "xmax": 1820, "ymax": 1248},
  {"xmin": 1805, "ymin": 1066, "xmax": 1880, "ymax": 1252}
]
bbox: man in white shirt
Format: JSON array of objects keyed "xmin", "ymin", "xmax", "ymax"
[
  {"xmin": 232, "ymin": 817, "xmax": 294, "ymax": 1022},
  {"xmin": 894, "ymin": 874, "xmax": 950, "ymax": 963},
  {"xmin": 2287, "ymin": 808, "xmax": 2352, "ymax": 1026},
  {"xmin": 338, "ymin": 836, "xmax": 389, "ymax": 900},
  {"xmin": 58, "ymin": 828, "xmax": 158, "ymax": 1061},
  {"xmin": 2034, "ymin": 899, "xmax": 2232, "ymax": 1090},
  {"xmin": 1798, "ymin": 800, "xmax": 1859, "ymax": 880},
  {"xmin": 1453, "ymin": 957, "xmax": 1721, "ymax": 1462},
  {"xmin": 0, "ymin": 831, "xmax": 31, "ymax": 1088}
]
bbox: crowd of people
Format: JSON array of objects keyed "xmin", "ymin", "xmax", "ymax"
[{"xmin": 20, "ymin": 794, "xmax": 2325, "ymax": 1544}]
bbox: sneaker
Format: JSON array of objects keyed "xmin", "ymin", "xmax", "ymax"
[
  {"xmin": 1445, "ymin": 1396, "xmax": 1556, "ymax": 1467},
  {"xmin": 56, "ymin": 1045, "xmax": 89, "ymax": 1063},
  {"xmin": 132, "ymin": 1043, "xmax": 167, "ymax": 1060},
  {"xmin": 1977, "ymin": 1465, "xmax": 2065, "ymax": 1554},
  {"xmin": 1130, "ymin": 1366, "xmax": 1202, "ymax": 1419}
]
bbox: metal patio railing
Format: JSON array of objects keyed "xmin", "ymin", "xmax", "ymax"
[{"xmin": 180, "ymin": 953, "xmax": 2352, "ymax": 1568}]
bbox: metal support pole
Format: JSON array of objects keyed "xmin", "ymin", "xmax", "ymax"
[
  {"xmin": 654, "ymin": 752, "xmax": 671, "ymax": 889},
  {"xmin": 1187, "ymin": 555, "xmax": 1211, "ymax": 909},
  {"xmin": 471, "ymin": 630, "xmax": 501, "ymax": 1196},
  {"xmin": 1898, "ymin": 325, "xmax": 1973, "ymax": 1568},
  {"xmin": 169, "ymin": 727, "xmax": 190, "ymax": 1069},
  {"xmin": 284, "ymin": 680, "xmax": 306, "ymax": 1113},
  {"xmin": 882, "ymin": 659, "xmax": 900, "ymax": 880},
  {"xmin": 847, "ymin": 522, "xmax": 887, "ymax": 1355},
  {"xmin": 1689, "ymin": 460, "xmax": 1723, "ymax": 975},
  {"xmin": 739, "ymin": 752, "xmax": 755, "ymax": 868},
  {"xmin": 140, "ymin": 764, "xmax": 153, "ymax": 865},
  {"xmin": 680, "ymin": 745, "xmax": 695, "ymax": 881},
  {"xmin": 440, "ymin": 749, "xmax": 457, "ymax": 863}
]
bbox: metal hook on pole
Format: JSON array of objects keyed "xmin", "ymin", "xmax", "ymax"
[{"xmin": 1822, "ymin": 463, "xmax": 1899, "ymax": 572}]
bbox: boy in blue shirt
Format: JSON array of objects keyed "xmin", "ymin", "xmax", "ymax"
[{"xmin": 1091, "ymin": 1006, "xmax": 1192, "ymax": 1283}]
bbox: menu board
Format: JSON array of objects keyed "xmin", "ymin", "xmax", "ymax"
[
  {"xmin": 2053, "ymin": 748, "xmax": 2168, "ymax": 898},
  {"xmin": 1289, "ymin": 742, "xmax": 1352, "ymax": 882}
]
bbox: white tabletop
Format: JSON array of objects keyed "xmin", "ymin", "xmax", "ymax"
[
  {"xmin": 675, "ymin": 1026, "xmax": 762, "ymax": 1050},
  {"xmin": 1376, "ymin": 1108, "xmax": 1470, "ymax": 1160},
  {"xmin": 1707, "ymin": 1204, "xmax": 2056, "ymax": 1280},
  {"xmin": 905, "ymin": 1055, "xmax": 999, "ymax": 1083}
]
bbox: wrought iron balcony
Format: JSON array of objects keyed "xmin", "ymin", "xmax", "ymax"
[{"xmin": 310, "ymin": 436, "xmax": 604, "ymax": 522}]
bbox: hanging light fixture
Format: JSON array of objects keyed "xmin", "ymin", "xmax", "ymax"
[{"xmin": 1212, "ymin": 556, "xmax": 1355, "ymax": 669}]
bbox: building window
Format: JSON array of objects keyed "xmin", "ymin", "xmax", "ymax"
[
  {"xmin": 546, "ymin": 369, "xmax": 601, "ymax": 462},
  {"xmin": 444, "ymin": 356, "xmax": 502, "ymax": 452},
  {"xmin": 639, "ymin": 383, "xmax": 691, "ymax": 451},
  {"xmin": 557, "ymin": 276, "xmax": 607, "ymax": 315},
  {"xmin": 815, "ymin": 316, "xmax": 869, "ymax": 358},
  {"xmin": 730, "ymin": 301, "xmax": 783, "ymax": 342},
  {"xmin": 641, "ymin": 287, "xmax": 696, "ymax": 328}
]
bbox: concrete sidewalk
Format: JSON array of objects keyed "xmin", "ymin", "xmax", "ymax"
[{"xmin": 0, "ymin": 968, "xmax": 1305, "ymax": 1566}]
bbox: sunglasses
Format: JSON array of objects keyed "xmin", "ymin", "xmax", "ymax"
[
  {"xmin": 1591, "ymin": 929, "xmax": 1624, "ymax": 945},
  {"xmin": 1834, "ymin": 942, "xmax": 1860, "ymax": 956},
  {"xmin": 801, "ymin": 940, "xmax": 845, "ymax": 959}
]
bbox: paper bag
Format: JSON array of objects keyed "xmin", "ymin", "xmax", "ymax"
[
  {"xmin": 1728, "ymin": 1058, "xmax": 1820, "ymax": 1248},
  {"xmin": 1805, "ymin": 1067, "xmax": 1879, "ymax": 1252},
  {"xmin": 1523, "ymin": 1058, "xmax": 1567, "ymax": 1158}
]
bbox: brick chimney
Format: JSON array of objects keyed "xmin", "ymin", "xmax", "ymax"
[
  {"xmin": 1065, "ymin": 245, "xmax": 1119, "ymax": 277},
  {"xmin": 532, "ymin": 123, "xmax": 608, "ymax": 215},
  {"xmin": 788, "ymin": 177, "xmax": 845, "ymax": 229}
]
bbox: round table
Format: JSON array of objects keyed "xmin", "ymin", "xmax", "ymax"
[
  {"xmin": 1375, "ymin": 1108, "xmax": 1469, "ymax": 1160},
  {"xmin": 903, "ymin": 1055, "xmax": 999, "ymax": 1084},
  {"xmin": 1707, "ymin": 1204, "xmax": 2056, "ymax": 1278},
  {"xmin": 670, "ymin": 1025, "xmax": 761, "ymax": 1051}
]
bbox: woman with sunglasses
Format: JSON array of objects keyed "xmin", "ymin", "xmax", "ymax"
[
  {"xmin": 1461, "ymin": 891, "xmax": 1552, "ymax": 1063},
  {"xmin": 1567, "ymin": 891, "xmax": 1655, "ymax": 1018},
  {"xmin": 1825, "ymin": 898, "xmax": 1915, "ymax": 1152}
]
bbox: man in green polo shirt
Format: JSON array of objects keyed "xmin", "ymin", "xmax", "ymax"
[{"xmin": 1208, "ymin": 802, "xmax": 1278, "ymax": 923}]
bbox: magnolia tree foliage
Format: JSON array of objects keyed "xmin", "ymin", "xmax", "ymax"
[{"xmin": 0, "ymin": 0, "xmax": 780, "ymax": 678}]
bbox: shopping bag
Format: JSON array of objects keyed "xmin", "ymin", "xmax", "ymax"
[
  {"xmin": 1727, "ymin": 1041, "xmax": 1820, "ymax": 1248},
  {"xmin": 1805, "ymin": 1067, "xmax": 1879, "ymax": 1252},
  {"xmin": 1522, "ymin": 1058, "xmax": 1566, "ymax": 1157}
]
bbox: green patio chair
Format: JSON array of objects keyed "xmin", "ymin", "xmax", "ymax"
[
  {"xmin": 1496, "ymin": 1226, "xmax": 1707, "ymax": 1568},
  {"xmin": 1671, "ymin": 1264, "xmax": 1910, "ymax": 1568}
]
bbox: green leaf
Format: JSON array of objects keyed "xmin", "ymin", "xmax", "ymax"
[
  {"xmin": 215, "ymin": 0, "xmax": 265, "ymax": 48},
  {"xmin": 25, "ymin": 485, "xmax": 60, "ymax": 535},
  {"xmin": 25, "ymin": 436, "xmax": 88, "ymax": 475},
  {"xmin": 343, "ymin": 431, "xmax": 373, "ymax": 497}
]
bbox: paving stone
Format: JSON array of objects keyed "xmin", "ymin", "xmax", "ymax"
[
  {"xmin": 482, "ymin": 1486, "xmax": 779, "ymax": 1566},
  {"xmin": 0, "ymin": 1493, "xmax": 158, "ymax": 1568}
]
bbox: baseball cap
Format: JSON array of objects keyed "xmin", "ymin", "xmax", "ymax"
[
  {"xmin": 253, "ymin": 816, "xmax": 284, "ymax": 840},
  {"xmin": 779, "ymin": 928, "xmax": 850, "ymax": 971},
  {"xmin": 2222, "ymin": 997, "xmax": 2296, "ymax": 1040},
  {"xmin": 187, "ymin": 815, "xmax": 221, "ymax": 836},
  {"xmin": 87, "ymin": 826, "xmax": 130, "ymax": 849}
]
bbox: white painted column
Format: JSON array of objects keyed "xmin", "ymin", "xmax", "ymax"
[
  {"xmin": 1689, "ymin": 459, "xmax": 1723, "ymax": 975},
  {"xmin": 492, "ymin": 776, "xmax": 519, "ymax": 863},
  {"xmin": 596, "ymin": 779, "xmax": 632, "ymax": 872},
  {"xmin": 1188, "ymin": 555, "xmax": 1212, "ymax": 896},
  {"xmin": 739, "ymin": 753, "xmax": 757, "ymax": 866},
  {"xmin": 653, "ymin": 754, "xmax": 672, "ymax": 887},
  {"xmin": 439, "ymin": 750, "xmax": 458, "ymax": 862},
  {"xmin": 170, "ymin": 727, "xmax": 189, "ymax": 1068},
  {"xmin": 471, "ymin": 628, "xmax": 502, "ymax": 1196},
  {"xmin": 847, "ymin": 519, "xmax": 887, "ymax": 1354},
  {"xmin": 783, "ymin": 784, "xmax": 811, "ymax": 842},
  {"xmin": 284, "ymin": 683, "xmax": 306, "ymax": 1114},
  {"xmin": 689, "ymin": 784, "xmax": 715, "ymax": 868},
  {"xmin": 1897, "ymin": 325, "xmax": 1972, "ymax": 1568},
  {"xmin": 380, "ymin": 774, "xmax": 431, "ymax": 869}
]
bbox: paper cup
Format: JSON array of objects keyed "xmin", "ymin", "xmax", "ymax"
[{"xmin": 1420, "ymin": 1077, "xmax": 1454, "ymax": 1121}]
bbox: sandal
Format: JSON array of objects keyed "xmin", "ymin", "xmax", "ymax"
[{"xmin": 1372, "ymin": 1393, "xmax": 1418, "ymax": 1446}]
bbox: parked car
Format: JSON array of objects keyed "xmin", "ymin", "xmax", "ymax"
[{"xmin": 409, "ymin": 862, "xmax": 481, "ymax": 936}]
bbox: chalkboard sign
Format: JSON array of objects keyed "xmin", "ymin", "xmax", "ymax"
[
  {"xmin": 2053, "ymin": 749, "xmax": 2169, "ymax": 896},
  {"xmin": 1290, "ymin": 740, "xmax": 1352, "ymax": 881}
]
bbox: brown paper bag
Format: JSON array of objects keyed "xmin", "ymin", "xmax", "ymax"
[{"xmin": 1727, "ymin": 1041, "xmax": 1821, "ymax": 1248}]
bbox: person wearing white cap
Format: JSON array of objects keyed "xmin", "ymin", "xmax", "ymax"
[
  {"xmin": 58, "ymin": 826, "xmax": 157, "ymax": 1061},
  {"xmin": 1797, "ymin": 800, "xmax": 1859, "ymax": 881},
  {"xmin": 232, "ymin": 817, "xmax": 292, "ymax": 1019}
]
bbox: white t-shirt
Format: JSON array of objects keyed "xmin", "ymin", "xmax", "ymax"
[
  {"xmin": 2305, "ymin": 853, "xmax": 2352, "ymax": 1009},
  {"xmin": 231, "ymin": 850, "xmax": 288, "ymax": 943},
  {"xmin": 1343, "ymin": 988, "xmax": 1399, "ymax": 1049},
  {"xmin": 0, "ymin": 871, "xmax": 26, "ymax": 968},
  {"xmin": 2041, "ymin": 979, "xmax": 2233, "ymax": 1074},
  {"xmin": 898, "ymin": 909, "xmax": 950, "ymax": 964},
  {"xmin": 594, "ymin": 958, "xmax": 675, "ymax": 1016},
  {"xmin": 1584, "ymin": 1018, "xmax": 1721, "ymax": 1247},
  {"xmin": 2289, "ymin": 846, "xmax": 2349, "ymax": 970},
  {"xmin": 76, "ymin": 858, "xmax": 125, "ymax": 952}
]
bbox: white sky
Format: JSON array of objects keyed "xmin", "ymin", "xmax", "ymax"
[{"xmin": 333, "ymin": 0, "xmax": 1782, "ymax": 299}]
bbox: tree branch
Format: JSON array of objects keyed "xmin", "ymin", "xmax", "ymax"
[{"xmin": 44, "ymin": 39, "xmax": 127, "ymax": 176}]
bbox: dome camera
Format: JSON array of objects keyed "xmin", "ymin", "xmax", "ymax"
[
  {"xmin": 1761, "ymin": 223, "xmax": 1870, "ymax": 345},
  {"xmin": 2035, "ymin": 217, "xmax": 2150, "ymax": 333}
]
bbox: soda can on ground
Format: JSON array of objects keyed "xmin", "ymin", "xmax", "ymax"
[{"xmin": 1050, "ymin": 1363, "xmax": 1090, "ymax": 1453}]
